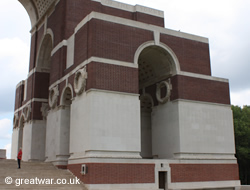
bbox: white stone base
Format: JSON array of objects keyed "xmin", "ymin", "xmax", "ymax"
[
  {"xmin": 168, "ymin": 180, "xmax": 240, "ymax": 190},
  {"xmin": 23, "ymin": 121, "xmax": 46, "ymax": 161},
  {"xmin": 84, "ymin": 180, "xmax": 240, "ymax": 190}
]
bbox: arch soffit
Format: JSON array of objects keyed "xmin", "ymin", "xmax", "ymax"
[
  {"xmin": 60, "ymin": 84, "xmax": 74, "ymax": 106},
  {"xmin": 134, "ymin": 41, "xmax": 180, "ymax": 75},
  {"xmin": 36, "ymin": 30, "xmax": 54, "ymax": 69},
  {"xmin": 18, "ymin": 0, "xmax": 38, "ymax": 28}
]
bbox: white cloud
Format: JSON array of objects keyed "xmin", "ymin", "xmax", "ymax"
[
  {"xmin": 0, "ymin": 37, "xmax": 29, "ymax": 81},
  {"xmin": 4, "ymin": 143, "xmax": 11, "ymax": 159},
  {"xmin": 231, "ymin": 90, "xmax": 250, "ymax": 107},
  {"xmin": 0, "ymin": 118, "xmax": 12, "ymax": 140}
]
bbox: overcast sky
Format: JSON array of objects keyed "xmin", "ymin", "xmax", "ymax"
[{"xmin": 0, "ymin": 0, "xmax": 250, "ymax": 158}]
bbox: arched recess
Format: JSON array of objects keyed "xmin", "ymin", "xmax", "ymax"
[
  {"xmin": 135, "ymin": 43, "xmax": 177, "ymax": 159},
  {"xmin": 18, "ymin": 0, "xmax": 38, "ymax": 27},
  {"xmin": 36, "ymin": 33, "xmax": 53, "ymax": 72},
  {"xmin": 60, "ymin": 85, "xmax": 73, "ymax": 106},
  {"xmin": 59, "ymin": 85, "xmax": 73, "ymax": 161}
]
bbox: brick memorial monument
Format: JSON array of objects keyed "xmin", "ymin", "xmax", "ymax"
[{"xmin": 11, "ymin": 0, "xmax": 240, "ymax": 189}]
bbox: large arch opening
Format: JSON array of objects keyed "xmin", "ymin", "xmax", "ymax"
[{"xmin": 138, "ymin": 45, "xmax": 176, "ymax": 159}]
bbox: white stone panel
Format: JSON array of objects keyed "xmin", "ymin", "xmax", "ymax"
[
  {"xmin": 22, "ymin": 121, "xmax": 46, "ymax": 161},
  {"xmin": 11, "ymin": 128, "xmax": 19, "ymax": 159},
  {"xmin": 66, "ymin": 35, "xmax": 74, "ymax": 68},
  {"xmin": 22, "ymin": 123, "xmax": 32, "ymax": 161},
  {"xmin": 56, "ymin": 107, "xmax": 71, "ymax": 164},
  {"xmin": 30, "ymin": 121, "xmax": 46, "ymax": 161},
  {"xmin": 70, "ymin": 90, "xmax": 141, "ymax": 159},
  {"xmin": 178, "ymin": 100, "xmax": 236, "ymax": 159},
  {"xmin": 151, "ymin": 101, "xmax": 180, "ymax": 159},
  {"xmin": 46, "ymin": 110, "xmax": 60, "ymax": 162},
  {"xmin": 46, "ymin": 107, "xmax": 70, "ymax": 164}
]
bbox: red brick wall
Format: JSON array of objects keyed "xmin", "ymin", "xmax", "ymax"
[
  {"xmin": 47, "ymin": 0, "xmax": 163, "ymax": 46},
  {"xmin": 50, "ymin": 46, "xmax": 67, "ymax": 85},
  {"xmin": 161, "ymin": 34, "xmax": 211, "ymax": 75},
  {"xmin": 14, "ymin": 84, "xmax": 24, "ymax": 110},
  {"xmin": 86, "ymin": 62, "xmax": 138, "ymax": 94},
  {"xmin": 171, "ymin": 75, "xmax": 231, "ymax": 105},
  {"xmin": 68, "ymin": 163, "xmax": 155, "ymax": 184},
  {"xmin": 89, "ymin": 19, "xmax": 153, "ymax": 63},
  {"xmin": 141, "ymin": 75, "xmax": 230, "ymax": 106},
  {"xmin": 33, "ymin": 72, "xmax": 50, "ymax": 99},
  {"xmin": 29, "ymin": 33, "xmax": 36, "ymax": 71},
  {"xmin": 170, "ymin": 164, "xmax": 239, "ymax": 183},
  {"xmin": 74, "ymin": 23, "xmax": 88, "ymax": 66},
  {"xmin": 47, "ymin": 0, "xmax": 66, "ymax": 46},
  {"xmin": 134, "ymin": 12, "xmax": 164, "ymax": 27}
]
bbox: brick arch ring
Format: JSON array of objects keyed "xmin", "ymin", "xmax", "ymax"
[{"xmin": 133, "ymin": 41, "xmax": 181, "ymax": 75}]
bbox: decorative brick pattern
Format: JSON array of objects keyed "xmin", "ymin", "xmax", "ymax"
[
  {"xmin": 34, "ymin": 0, "xmax": 55, "ymax": 17},
  {"xmin": 68, "ymin": 163, "xmax": 155, "ymax": 184},
  {"xmin": 161, "ymin": 34, "xmax": 211, "ymax": 75},
  {"xmin": 170, "ymin": 164, "xmax": 239, "ymax": 183}
]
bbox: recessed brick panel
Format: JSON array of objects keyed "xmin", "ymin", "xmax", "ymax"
[
  {"xmin": 33, "ymin": 72, "xmax": 50, "ymax": 99},
  {"xmin": 161, "ymin": 34, "xmax": 211, "ymax": 75},
  {"xmin": 87, "ymin": 62, "xmax": 138, "ymax": 94},
  {"xmin": 68, "ymin": 163, "xmax": 155, "ymax": 184},
  {"xmin": 170, "ymin": 164, "xmax": 239, "ymax": 183}
]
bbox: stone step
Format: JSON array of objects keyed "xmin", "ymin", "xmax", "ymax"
[{"xmin": 0, "ymin": 159, "xmax": 87, "ymax": 190}]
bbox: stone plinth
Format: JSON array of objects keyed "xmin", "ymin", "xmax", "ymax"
[{"xmin": 0, "ymin": 149, "xmax": 6, "ymax": 159}]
